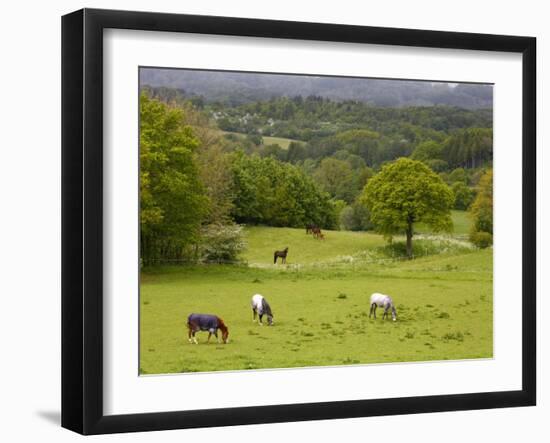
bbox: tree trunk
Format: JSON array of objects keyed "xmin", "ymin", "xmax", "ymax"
[{"xmin": 406, "ymin": 223, "xmax": 413, "ymax": 259}]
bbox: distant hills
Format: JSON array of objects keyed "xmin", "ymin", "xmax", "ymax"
[{"xmin": 140, "ymin": 68, "xmax": 493, "ymax": 109}]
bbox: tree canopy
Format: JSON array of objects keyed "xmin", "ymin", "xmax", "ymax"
[
  {"xmin": 230, "ymin": 152, "xmax": 337, "ymax": 228},
  {"xmin": 362, "ymin": 158, "xmax": 454, "ymax": 258},
  {"xmin": 140, "ymin": 93, "xmax": 208, "ymax": 264}
]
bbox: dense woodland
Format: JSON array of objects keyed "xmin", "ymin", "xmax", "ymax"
[{"xmin": 140, "ymin": 84, "xmax": 493, "ymax": 264}]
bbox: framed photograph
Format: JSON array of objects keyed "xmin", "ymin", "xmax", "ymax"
[{"xmin": 62, "ymin": 8, "xmax": 536, "ymax": 435}]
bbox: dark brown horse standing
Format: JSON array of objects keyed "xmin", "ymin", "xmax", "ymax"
[{"xmin": 274, "ymin": 247, "xmax": 289, "ymax": 264}]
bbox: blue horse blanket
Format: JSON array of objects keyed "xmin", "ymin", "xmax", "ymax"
[{"xmin": 188, "ymin": 313, "xmax": 219, "ymax": 332}]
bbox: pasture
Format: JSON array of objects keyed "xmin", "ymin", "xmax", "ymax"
[
  {"xmin": 222, "ymin": 130, "xmax": 301, "ymax": 149},
  {"xmin": 262, "ymin": 135, "xmax": 302, "ymax": 149},
  {"xmin": 140, "ymin": 216, "xmax": 493, "ymax": 374}
]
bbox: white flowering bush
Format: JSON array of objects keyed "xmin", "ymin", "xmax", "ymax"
[{"xmin": 199, "ymin": 223, "xmax": 247, "ymax": 263}]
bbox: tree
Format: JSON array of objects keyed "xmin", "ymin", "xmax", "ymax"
[
  {"xmin": 286, "ymin": 142, "xmax": 307, "ymax": 163},
  {"xmin": 230, "ymin": 152, "xmax": 337, "ymax": 228},
  {"xmin": 362, "ymin": 158, "xmax": 454, "ymax": 258},
  {"xmin": 411, "ymin": 140, "xmax": 443, "ymax": 162},
  {"xmin": 313, "ymin": 158, "xmax": 356, "ymax": 203},
  {"xmin": 451, "ymin": 181, "xmax": 475, "ymax": 210},
  {"xmin": 140, "ymin": 93, "xmax": 208, "ymax": 264},
  {"xmin": 442, "ymin": 128, "xmax": 493, "ymax": 169},
  {"xmin": 410, "ymin": 141, "xmax": 448, "ymax": 172},
  {"xmin": 447, "ymin": 167, "xmax": 468, "ymax": 184},
  {"xmin": 469, "ymin": 169, "xmax": 493, "ymax": 247},
  {"xmin": 177, "ymin": 103, "xmax": 236, "ymax": 225}
]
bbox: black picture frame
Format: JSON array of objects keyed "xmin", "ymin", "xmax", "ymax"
[{"xmin": 62, "ymin": 8, "xmax": 536, "ymax": 435}]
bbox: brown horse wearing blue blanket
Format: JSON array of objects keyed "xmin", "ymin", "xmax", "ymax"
[{"xmin": 187, "ymin": 313, "xmax": 229, "ymax": 344}]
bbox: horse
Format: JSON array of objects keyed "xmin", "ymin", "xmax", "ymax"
[
  {"xmin": 187, "ymin": 313, "xmax": 229, "ymax": 344},
  {"xmin": 312, "ymin": 227, "xmax": 322, "ymax": 239},
  {"xmin": 251, "ymin": 294, "xmax": 274, "ymax": 326},
  {"xmin": 306, "ymin": 224, "xmax": 317, "ymax": 235},
  {"xmin": 369, "ymin": 293, "xmax": 397, "ymax": 321},
  {"xmin": 274, "ymin": 247, "xmax": 289, "ymax": 264}
]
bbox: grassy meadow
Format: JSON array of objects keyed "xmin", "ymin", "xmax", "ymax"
[
  {"xmin": 221, "ymin": 130, "xmax": 301, "ymax": 149},
  {"xmin": 140, "ymin": 211, "xmax": 493, "ymax": 374},
  {"xmin": 262, "ymin": 135, "xmax": 301, "ymax": 149}
]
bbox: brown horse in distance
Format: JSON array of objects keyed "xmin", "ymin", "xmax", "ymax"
[
  {"xmin": 311, "ymin": 226, "xmax": 323, "ymax": 239},
  {"xmin": 274, "ymin": 247, "xmax": 289, "ymax": 264}
]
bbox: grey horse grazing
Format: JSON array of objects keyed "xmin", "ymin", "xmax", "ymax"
[
  {"xmin": 369, "ymin": 293, "xmax": 397, "ymax": 321},
  {"xmin": 251, "ymin": 294, "xmax": 274, "ymax": 325}
]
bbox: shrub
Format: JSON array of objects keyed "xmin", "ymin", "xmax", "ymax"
[
  {"xmin": 199, "ymin": 223, "xmax": 247, "ymax": 263},
  {"xmin": 470, "ymin": 231, "xmax": 493, "ymax": 248},
  {"xmin": 378, "ymin": 238, "xmax": 472, "ymax": 259}
]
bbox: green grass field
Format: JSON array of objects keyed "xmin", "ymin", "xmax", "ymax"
[
  {"xmin": 262, "ymin": 135, "xmax": 301, "ymax": 149},
  {"xmin": 221, "ymin": 131, "xmax": 302, "ymax": 150},
  {"xmin": 140, "ymin": 213, "xmax": 492, "ymax": 374}
]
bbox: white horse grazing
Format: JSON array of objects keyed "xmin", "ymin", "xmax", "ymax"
[
  {"xmin": 369, "ymin": 293, "xmax": 397, "ymax": 321},
  {"xmin": 251, "ymin": 294, "xmax": 274, "ymax": 326}
]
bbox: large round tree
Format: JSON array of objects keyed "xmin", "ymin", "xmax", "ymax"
[{"xmin": 362, "ymin": 158, "xmax": 454, "ymax": 258}]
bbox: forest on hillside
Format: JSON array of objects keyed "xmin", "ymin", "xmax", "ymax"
[{"xmin": 139, "ymin": 75, "xmax": 493, "ymax": 265}]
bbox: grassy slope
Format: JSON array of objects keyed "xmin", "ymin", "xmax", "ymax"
[
  {"xmin": 140, "ymin": 219, "xmax": 492, "ymax": 374},
  {"xmin": 243, "ymin": 227, "xmax": 385, "ymax": 265}
]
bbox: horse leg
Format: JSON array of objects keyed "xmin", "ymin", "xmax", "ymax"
[
  {"xmin": 259, "ymin": 314, "xmax": 263, "ymax": 326},
  {"xmin": 188, "ymin": 324, "xmax": 193, "ymax": 343},
  {"xmin": 373, "ymin": 304, "xmax": 377, "ymax": 319},
  {"xmin": 252, "ymin": 308, "xmax": 257, "ymax": 322},
  {"xmin": 207, "ymin": 332, "xmax": 212, "ymax": 343},
  {"xmin": 369, "ymin": 304, "xmax": 374, "ymax": 318}
]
